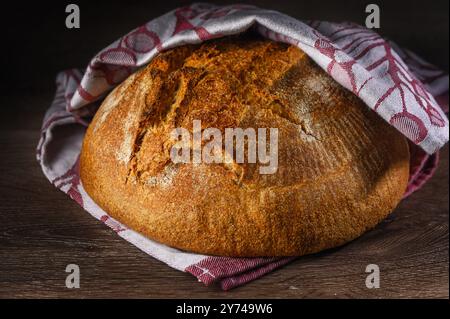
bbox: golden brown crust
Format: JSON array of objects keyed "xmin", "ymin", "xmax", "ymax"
[{"xmin": 80, "ymin": 35, "xmax": 410, "ymax": 257}]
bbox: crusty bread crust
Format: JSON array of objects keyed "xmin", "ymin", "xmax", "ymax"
[{"xmin": 80, "ymin": 35, "xmax": 410, "ymax": 257}]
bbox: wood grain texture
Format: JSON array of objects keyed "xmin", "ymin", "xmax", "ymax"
[{"xmin": 0, "ymin": 0, "xmax": 448, "ymax": 298}]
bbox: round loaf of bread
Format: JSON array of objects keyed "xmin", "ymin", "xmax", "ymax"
[{"xmin": 80, "ymin": 35, "xmax": 410, "ymax": 257}]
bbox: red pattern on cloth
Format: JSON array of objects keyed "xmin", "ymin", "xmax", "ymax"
[{"xmin": 36, "ymin": 3, "xmax": 448, "ymax": 290}]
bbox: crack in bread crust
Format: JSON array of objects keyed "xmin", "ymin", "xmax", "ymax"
[{"xmin": 124, "ymin": 36, "xmax": 319, "ymax": 186}]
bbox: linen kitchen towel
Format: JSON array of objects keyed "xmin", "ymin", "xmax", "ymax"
[{"xmin": 37, "ymin": 3, "xmax": 449, "ymax": 290}]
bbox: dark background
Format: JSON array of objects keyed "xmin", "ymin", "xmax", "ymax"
[
  {"xmin": 0, "ymin": 0, "xmax": 448, "ymax": 298},
  {"xmin": 3, "ymin": 0, "xmax": 450, "ymax": 90},
  {"xmin": 2, "ymin": 0, "xmax": 449, "ymax": 129}
]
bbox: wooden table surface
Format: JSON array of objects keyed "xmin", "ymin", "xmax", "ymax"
[{"xmin": 1, "ymin": 0, "xmax": 448, "ymax": 298}]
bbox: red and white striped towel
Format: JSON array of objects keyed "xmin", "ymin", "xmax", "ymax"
[{"xmin": 37, "ymin": 3, "xmax": 448, "ymax": 290}]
